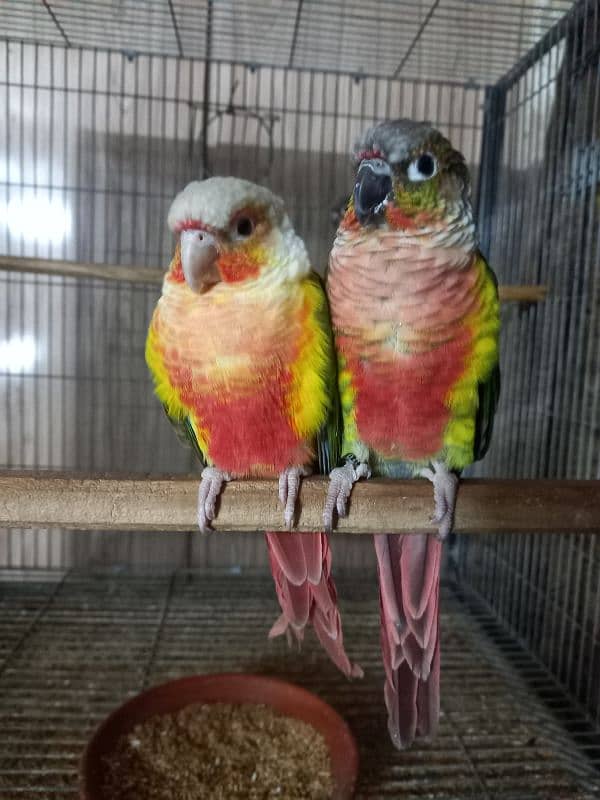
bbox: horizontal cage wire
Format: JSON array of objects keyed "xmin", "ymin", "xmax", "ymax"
[{"xmin": 1, "ymin": 0, "xmax": 600, "ymax": 796}]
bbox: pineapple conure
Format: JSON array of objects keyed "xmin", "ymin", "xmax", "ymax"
[{"xmin": 146, "ymin": 177, "xmax": 361, "ymax": 679}]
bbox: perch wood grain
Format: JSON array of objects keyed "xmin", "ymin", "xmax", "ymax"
[
  {"xmin": 0, "ymin": 256, "xmax": 547, "ymax": 303},
  {"xmin": 0, "ymin": 473, "xmax": 598, "ymax": 534}
]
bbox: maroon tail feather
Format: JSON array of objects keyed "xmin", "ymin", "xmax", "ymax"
[
  {"xmin": 374, "ymin": 533, "xmax": 442, "ymax": 749},
  {"xmin": 266, "ymin": 531, "xmax": 362, "ymax": 679}
]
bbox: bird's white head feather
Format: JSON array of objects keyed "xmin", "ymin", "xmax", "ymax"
[
  {"xmin": 167, "ymin": 177, "xmax": 311, "ymax": 283},
  {"xmin": 168, "ymin": 177, "xmax": 284, "ymax": 232}
]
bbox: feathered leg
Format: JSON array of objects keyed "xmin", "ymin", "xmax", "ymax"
[
  {"xmin": 266, "ymin": 531, "xmax": 363, "ymax": 679},
  {"xmin": 374, "ymin": 533, "xmax": 442, "ymax": 749}
]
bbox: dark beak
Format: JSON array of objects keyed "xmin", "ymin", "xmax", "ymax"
[{"xmin": 353, "ymin": 159, "xmax": 392, "ymax": 226}]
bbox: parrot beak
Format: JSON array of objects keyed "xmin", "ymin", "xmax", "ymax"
[
  {"xmin": 180, "ymin": 229, "xmax": 221, "ymax": 293},
  {"xmin": 354, "ymin": 158, "xmax": 392, "ymax": 226}
]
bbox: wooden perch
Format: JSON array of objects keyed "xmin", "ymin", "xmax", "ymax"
[
  {"xmin": 497, "ymin": 284, "xmax": 548, "ymax": 303},
  {"xmin": 0, "ymin": 473, "xmax": 598, "ymax": 534},
  {"xmin": 0, "ymin": 256, "xmax": 548, "ymax": 304},
  {"xmin": 0, "ymin": 255, "xmax": 164, "ymax": 286}
]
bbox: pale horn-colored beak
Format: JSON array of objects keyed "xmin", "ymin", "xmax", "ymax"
[{"xmin": 180, "ymin": 229, "xmax": 220, "ymax": 293}]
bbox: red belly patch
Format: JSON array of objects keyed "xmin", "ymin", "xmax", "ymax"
[
  {"xmin": 346, "ymin": 331, "xmax": 471, "ymax": 461},
  {"xmin": 179, "ymin": 369, "xmax": 310, "ymax": 476}
]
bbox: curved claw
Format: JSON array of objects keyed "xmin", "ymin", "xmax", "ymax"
[
  {"xmin": 278, "ymin": 466, "xmax": 310, "ymax": 530},
  {"xmin": 420, "ymin": 461, "xmax": 459, "ymax": 540},
  {"xmin": 197, "ymin": 467, "xmax": 231, "ymax": 533},
  {"xmin": 323, "ymin": 461, "xmax": 371, "ymax": 532}
]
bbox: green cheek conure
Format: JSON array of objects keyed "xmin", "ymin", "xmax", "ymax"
[{"xmin": 324, "ymin": 119, "xmax": 500, "ymax": 748}]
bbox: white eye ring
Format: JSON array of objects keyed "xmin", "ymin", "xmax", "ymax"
[{"xmin": 407, "ymin": 153, "xmax": 438, "ymax": 182}]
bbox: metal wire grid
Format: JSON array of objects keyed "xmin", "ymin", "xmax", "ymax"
[
  {"xmin": 479, "ymin": 0, "xmax": 600, "ymax": 482},
  {"xmin": 0, "ymin": 568, "xmax": 598, "ymax": 799},
  {"xmin": 0, "ymin": 3, "xmax": 598, "ymax": 789},
  {"xmin": 0, "ymin": 37, "xmax": 483, "ymax": 565},
  {"xmin": 460, "ymin": 533, "xmax": 600, "ymax": 734},
  {"xmin": 0, "ymin": 40, "xmax": 484, "ymax": 268},
  {"xmin": 460, "ymin": 0, "xmax": 600, "ymax": 751},
  {"xmin": 0, "ymin": 0, "xmax": 575, "ymax": 84}
]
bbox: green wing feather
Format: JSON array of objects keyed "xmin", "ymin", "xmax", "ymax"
[
  {"xmin": 162, "ymin": 407, "xmax": 207, "ymax": 467},
  {"xmin": 307, "ymin": 272, "xmax": 342, "ymax": 475},
  {"xmin": 473, "ymin": 254, "xmax": 501, "ymax": 462},
  {"xmin": 146, "ymin": 321, "xmax": 208, "ymax": 468}
]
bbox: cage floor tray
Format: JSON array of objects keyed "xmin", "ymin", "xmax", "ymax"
[{"xmin": 0, "ymin": 568, "xmax": 598, "ymax": 799}]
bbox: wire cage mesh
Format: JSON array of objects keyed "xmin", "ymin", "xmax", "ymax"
[
  {"xmin": 459, "ymin": 0, "xmax": 600, "ymax": 743},
  {"xmin": 0, "ymin": 39, "xmax": 485, "ymax": 571},
  {"xmin": 0, "ymin": 0, "xmax": 599, "ymax": 797}
]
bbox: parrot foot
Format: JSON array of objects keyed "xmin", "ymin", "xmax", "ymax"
[
  {"xmin": 278, "ymin": 465, "xmax": 311, "ymax": 530},
  {"xmin": 420, "ymin": 460, "xmax": 459, "ymax": 540},
  {"xmin": 197, "ymin": 467, "xmax": 231, "ymax": 534},
  {"xmin": 323, "ymin": 456, "xmax": 371, "ymax": 533}
]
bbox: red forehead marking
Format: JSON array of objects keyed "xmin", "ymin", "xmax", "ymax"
[
  {"xmin": 356, "ymin": 148, "xmax": 384, "ymax": 162},
  {"xmin": 173, "ymin": 219, "xmax": 211, "ymax": 234}
]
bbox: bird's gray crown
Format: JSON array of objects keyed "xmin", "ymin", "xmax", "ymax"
[{"xmin": 354, "ymin": 119, "xmax": 440, "ymax": 165}]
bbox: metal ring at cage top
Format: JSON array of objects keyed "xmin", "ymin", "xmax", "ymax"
[{"xmin": 188, "ymin": 78, "xmax": 280, "ymax": 182}]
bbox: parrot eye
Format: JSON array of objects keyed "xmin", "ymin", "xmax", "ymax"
[
  {"xmin": 233, "ymin": 216, "xmax": 254, "ymax": 239},
  {"xmin": 407, "ymin": 152, "xmax": 438, "ymax": 182}
]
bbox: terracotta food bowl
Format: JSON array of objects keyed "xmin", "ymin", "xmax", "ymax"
[{"xmin": 80, "ymin": 673, "xmax": 358, "ymax": 800}]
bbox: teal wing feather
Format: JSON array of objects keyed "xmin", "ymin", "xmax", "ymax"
[{"xmin": 473, "ymin": 254, "xmax": 501, "ymax": 462}]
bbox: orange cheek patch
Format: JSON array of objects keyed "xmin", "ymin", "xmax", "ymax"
[
  {"xmin": 385, "ymin": 206, "xmax": 419, "ymax": 231},
  {"xmin": 340, "ymin": 208, "xmax": 360, "ymax": 230},
  {"xmin": 218, "ymin": 250, "xmax": 261, "ymax": 283},
  {"xmin": 168, "ymin": 253, "xmax": 185, "ymax": 283}
]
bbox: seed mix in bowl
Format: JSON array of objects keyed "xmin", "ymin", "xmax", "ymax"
[{"xmin": 102, "ymin": 702, "xmax": 334, "ymax": 799}]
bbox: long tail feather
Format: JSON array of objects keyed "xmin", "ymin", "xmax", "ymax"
[
  {"xmin": 266, "ymin": 531, "xmax": 362, "ymax": 679},
  {"xmin": 375, "ymin": 532, "xmax": 442, "ymax": 749}
]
